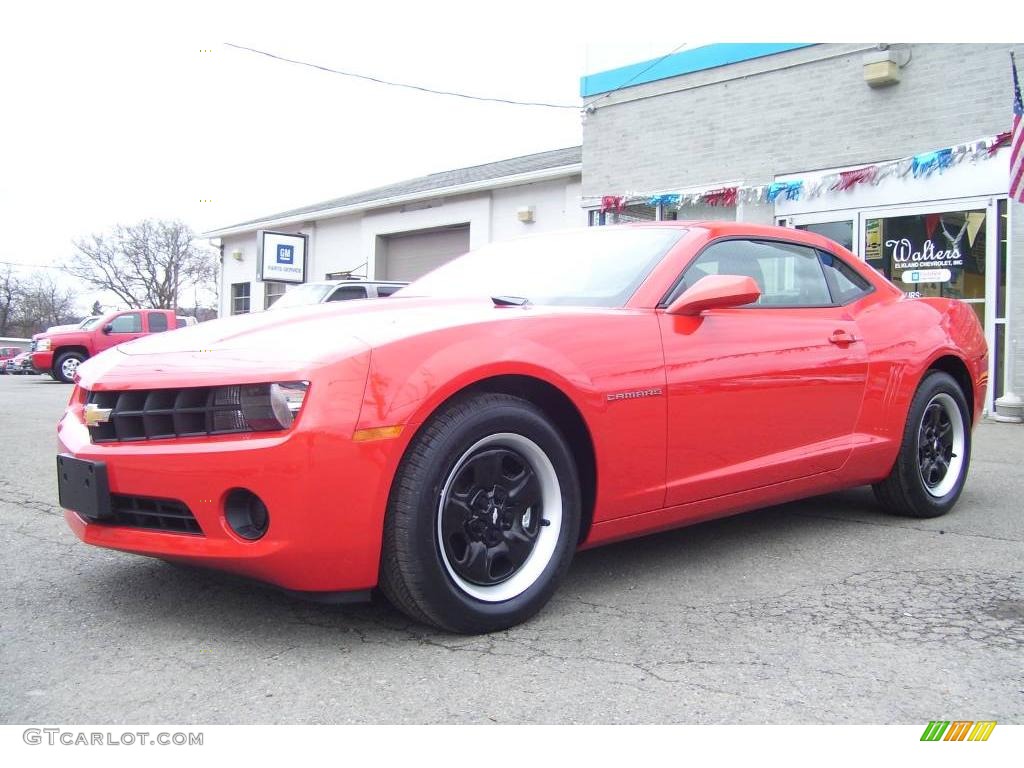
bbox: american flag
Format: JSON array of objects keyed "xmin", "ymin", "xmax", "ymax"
[{"xmin": 1012, "ymin": 52, "xmax": 1024, "ymax": 203}]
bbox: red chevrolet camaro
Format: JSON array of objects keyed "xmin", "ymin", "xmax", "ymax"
[{"xmin": 57, "ymin": 222, "xmax": 987, "ymax": 633}]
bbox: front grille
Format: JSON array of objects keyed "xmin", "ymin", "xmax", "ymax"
[
  {"xmin": 94, "ymin": 494, "xmax": 202, "ymax": 535},
  {"xmin": 87, "ymin": 386, "xmax": 263, "ymax": 443}
]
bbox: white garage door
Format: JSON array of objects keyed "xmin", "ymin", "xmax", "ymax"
[{"xmin": 377, "ymin": 226, "xmax": 471, "ymax": 281}]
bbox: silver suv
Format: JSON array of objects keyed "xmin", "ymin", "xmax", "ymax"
[{"xmin": 268, "ymin": 280, "xmax": 407, "ymax": 311}]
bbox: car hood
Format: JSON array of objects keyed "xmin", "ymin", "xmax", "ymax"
[
  {"xmin": 37, "ymin": 327, "xmax": 84, "ymax": 340},
  {"xmin": 75, "ymin": 297, "xmax": 571, "ymax": 390},
  {"xmin": 118, "ymin": 297, "xmax": 554, "ymax": 356}
]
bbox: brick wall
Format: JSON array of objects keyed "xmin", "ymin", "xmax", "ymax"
[{"xmin": 583, "ymin": 44, "xmax": 1013, "ymax": 196}]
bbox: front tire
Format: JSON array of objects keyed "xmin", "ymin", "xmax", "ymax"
[
  {"xmin": 873, "ymin": 370, "xmax": 971, "ymax": 518},
  {"xmin": 380, "ymin": 392, "xmax": 581, "ymax": 633},
  {"xmin": 53, "ymin": 351, "xmax": 85, "ymax": 384}
]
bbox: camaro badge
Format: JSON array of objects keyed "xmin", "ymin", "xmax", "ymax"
[
  {"xmin": 83, "ymin": 404, "xmax": 113, "ymax": 427},
  {"xmin": 607, "ymin": 387, "xmax": 663, "ymax": 402}
]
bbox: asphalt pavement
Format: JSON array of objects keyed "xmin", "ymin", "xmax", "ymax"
[{"xmin": 1, "ymin": 373, "xmax": 1021, "ymax": 723}]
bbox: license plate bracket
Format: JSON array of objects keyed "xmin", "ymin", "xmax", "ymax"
[{"xmin": 57, "ymin": 455, "xmax": 112, "ymax": 520}]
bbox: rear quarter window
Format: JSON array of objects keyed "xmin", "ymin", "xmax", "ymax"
[
  {"xmin": 148, "ymin": 312, "xmax": 169, "ymax": 332},
  {"xmin": 818, "ymin": 251, "xmax": 873, "ymax": 304}
]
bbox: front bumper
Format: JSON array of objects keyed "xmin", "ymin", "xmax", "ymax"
[
  {"xmin": 32, "ymin": 350, "xmax": 53, "ymax": 374},
  {"xmin": 58, "ymin": 375, "xmax": 408, "ymax": 593}
]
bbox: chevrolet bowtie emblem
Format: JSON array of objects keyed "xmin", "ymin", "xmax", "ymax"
[{"xmin": 83, "ymin": 403, "xmax": 113, "ymax": 427}]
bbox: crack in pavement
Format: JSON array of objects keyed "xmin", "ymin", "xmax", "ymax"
[{"xmin": 786, "ymin": 508, "xmax": 1024, "ymax": 544}]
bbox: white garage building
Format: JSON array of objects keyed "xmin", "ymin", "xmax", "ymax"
[{"xmin": 205, "ymin": 147, "xmax": 584, "ymax": 315}]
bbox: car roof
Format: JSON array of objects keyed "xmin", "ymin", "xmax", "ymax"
[
  {"xmin": 310, "ymin": 279, "xmax": 408, "ymax": 287},
  {"xmin": 622, "ymin": 220, "xmax": 848, "ymax": 252}
]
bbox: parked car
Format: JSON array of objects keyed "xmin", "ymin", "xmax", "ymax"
[
  {"xmin": 4, "ymin": 352, "xmax": 36, "ymax": 375},
  {"xmin": 267, "ymin": 279, "xmax": 407, "ymax": 310},
  {"xmin": 1, "ymin": 345, "xmax": 27, "ymax": 373},
  {"xmin": 32, "ymin": 308, "xmax": 181, "ymax": 383},
  {"xmin": 56, "ymin": 223, "xmax": 986, "ymax": 633}
]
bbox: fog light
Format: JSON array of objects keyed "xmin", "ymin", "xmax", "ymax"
[{"xmin": 225, "ymin": 488, "xmax": 269, "ymax": 540}]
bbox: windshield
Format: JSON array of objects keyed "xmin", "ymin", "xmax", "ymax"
[
  {"xmin": 79, "ymin": 316, "xmax": 101, "ymax": 329},
  {"xmin": 397, "ymin": 227, "xmax": 684, "ymax": 307},
  {"xmin": 268, "ymin": 283, "xmax": 337, "ymax": 310}
]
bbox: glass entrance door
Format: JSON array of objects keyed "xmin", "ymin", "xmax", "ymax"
[{"xmin": 858, "ymin": 198, "xmax": 1005, "ymax": 410}]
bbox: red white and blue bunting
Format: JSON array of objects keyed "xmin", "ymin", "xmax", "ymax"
[{"xmin": 593, "ymin": 131, "xmax": 1013, "ymax": 211}]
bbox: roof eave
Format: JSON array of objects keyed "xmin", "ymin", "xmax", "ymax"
[{"xmin": 202, "ymin": 163, "xmax": 582, "ymax": 239}]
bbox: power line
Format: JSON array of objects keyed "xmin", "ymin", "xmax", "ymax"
[
  {"xmin": 584, "ymin": 41, "xmax": 690, "ymax": 110},
  {"xmin": 0, "ymin": 260, "xmax": 63, "ymax": 270},
  {"xmin": 224, "ymin": 43, "xmax": 581, "ymax": 110}
]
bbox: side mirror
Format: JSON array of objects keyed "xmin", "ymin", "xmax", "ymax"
[
  {"xmin": 102, "ymin": 324, "xmax": 113, "ymax": 334},
  {"xmin": 666, "ymin": 274, "xmax": 761, "ymax": 316}
]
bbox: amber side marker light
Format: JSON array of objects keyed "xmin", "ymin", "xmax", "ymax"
[{"xmin": 352, "ymin": 425, "xmax": 404, "ymax": 442}]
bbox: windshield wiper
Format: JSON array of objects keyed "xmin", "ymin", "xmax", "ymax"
[{"xmin": 491, "ymin": 295, "xmax": 530, "ymax": 307}]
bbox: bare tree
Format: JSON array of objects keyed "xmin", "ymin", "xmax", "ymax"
[
  {"xmin": 0, "ymin": 270, "xmax": 78, "ymax": 337},
  {"xmin": 65, "ymin": 220, "xmax": 217, "ymax": 310},
  {"xmin": 16, "ymin": 273, "xmax": 77, "ymax": 333},
  {"xmin": 0, "ymin": 264, "xmax": 23, "ymax": 336}
]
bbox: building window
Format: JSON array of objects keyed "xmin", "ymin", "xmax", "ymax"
[
  {"xmin": 231, "ymin": 282, "xmax": 251, "ymax": 315},
  {"xmin": 264, "ymin": 281, "xmax": 286, "ymax": 309},
  {"xmin": 589, "ymin": 203, "xmax": 659, "ymax": 226}
]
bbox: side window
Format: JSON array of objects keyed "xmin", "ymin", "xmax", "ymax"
[
  {"xmin": 669, "ymin": 239, "xmax": 832, "ymax": 307},
  {"xmin": 375, "ymin": 285, "xmax": 401, "ymax": 297},
  {"xmin": 176, "ymin": 318, "xmax": 186, "ymax": 329},
  {"xmin": 328, "ymin": 285, "xmax": 368, "ymax": 302},
  {"xmin": 148, "ymin": 312, "xmax": 168, "ymax": 332},
  {"xmin": 818, "ymin": 250, "xmax": 872, "ymax": 304},
  {"xmin": 108, "ymin": 312, "xmax": 142, "ymax": 333}
]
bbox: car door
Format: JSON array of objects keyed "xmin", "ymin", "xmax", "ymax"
[
  {"xmin": 95, "ymin": 311, "xmax": 145, "ymax": 353},
  {"xmin": 658, "ymin": 238, "xmax": 870, "ymax": 506}
]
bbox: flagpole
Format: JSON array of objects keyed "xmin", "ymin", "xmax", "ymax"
[{"xmin": 994, "ymin": 50, "xmax": 1024, "ymax": 422}]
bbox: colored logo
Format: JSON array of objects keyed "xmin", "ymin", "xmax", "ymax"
[
  {"xmin": 920, "ymin": 721, "xmax": 996, "ymax": 742},
  {"xmin": 276, "ymin": 244, "xmax": 294, "ymax": 265}
]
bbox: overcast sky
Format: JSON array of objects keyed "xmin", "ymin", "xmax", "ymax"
[{"xmin": 0, "ymin": 1, "xmax": 1001, "ymax": 312}]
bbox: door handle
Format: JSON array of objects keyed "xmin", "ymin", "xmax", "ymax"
[{"xmin": 828, "ymin": 329, "xmax": 858, "ymax": 345}]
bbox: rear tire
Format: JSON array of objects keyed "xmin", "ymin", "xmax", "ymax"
[
  {"xmin": 380, "ymin": 392, "xmax": 581, "ymax": 633},
  {"xmin": 873, "ymin": 370, "xmax": 971, "ymax": 518},
  {"xmin": 53, "ymin": 351, "xmax": 85, "ymax": 384}
]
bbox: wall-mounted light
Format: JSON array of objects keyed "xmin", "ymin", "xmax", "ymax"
[
  {"xmin": 517, "ymin": 206, "xmax": 535, "ymax": 223},
  {"xmin": 863, "ymin": 44, "xmax": 910, "ymax": 88},
  {"xmin": 231, "ymin": 249, "xmax": 244, "ymax": 261}
]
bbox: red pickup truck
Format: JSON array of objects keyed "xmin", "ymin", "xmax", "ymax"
[{"xmin": 32, "ymin": 309, "xmax": 185, "ymax": 383}]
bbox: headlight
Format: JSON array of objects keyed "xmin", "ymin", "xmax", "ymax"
[
  {"xmin": 37, "ymin": 339, "xmax": 51, "ymax": 351},
  {"xmin": 210, "ymin": 381, "xmax": 309, "ymax": 432}
]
